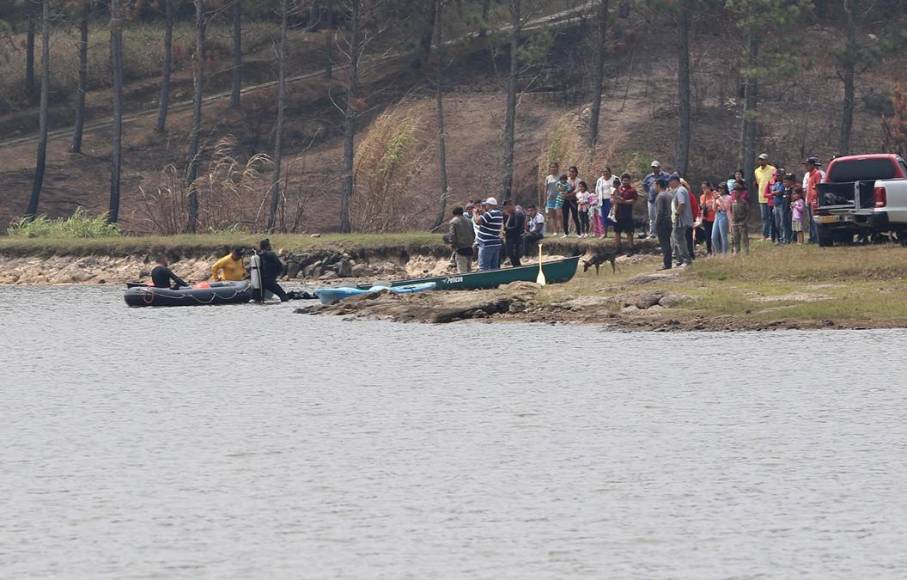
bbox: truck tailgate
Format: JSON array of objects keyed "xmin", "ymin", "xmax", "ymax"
[{"xmin": 818, "ymin": 181, "xmax": 875, "ymax": 210}]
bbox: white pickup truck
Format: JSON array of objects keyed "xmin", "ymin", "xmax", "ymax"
[
  {"xmin": 815, "ymin": 154, "xmax": 907, "ymax": 246},
  {"xmin": 871, "ymin": 177, "xmax": 907, "ymax": 232}
]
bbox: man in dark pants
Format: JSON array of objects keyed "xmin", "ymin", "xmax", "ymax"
[
  {"xmin": 653, "ymin": 179, "xmax": 674, "ymax": 270},
  {"xmin": 257, "ymin": 239, "xmax": 288, "ymax": 302},
  {"xmin": 502, "ymin": 200, "xmax": 525, "ymax": 267}
]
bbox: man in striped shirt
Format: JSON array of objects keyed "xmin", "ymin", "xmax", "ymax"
[{"xmin": 473, "ymin": 197, "xmax": 504, "ymax": 271}]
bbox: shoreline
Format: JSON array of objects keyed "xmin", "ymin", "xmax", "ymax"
[{"xmin": 3, "ymin": 234, "xmax": 907, "ymax": 332}]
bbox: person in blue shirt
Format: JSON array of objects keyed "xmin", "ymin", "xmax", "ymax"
[{"xmin": 643, "ymin": 160, "xmax": 668, "ymax": 239}]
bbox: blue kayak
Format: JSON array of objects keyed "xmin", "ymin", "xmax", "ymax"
[{"xmin": 316, "ymin": 282, "xmax": 436, "ymax": 305}]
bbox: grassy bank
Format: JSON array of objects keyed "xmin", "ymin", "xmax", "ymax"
[
  {"xmin": 537, "ymin": 242, "xmax": 907, "ymax": 329},
  {"xmin": 0, "ymin": 232, "xmax": 642, "ymax": 259}
]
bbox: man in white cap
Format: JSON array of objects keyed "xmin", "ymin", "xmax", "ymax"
[
  {"xmin": 754, "ymin": 153, "xmax": 777, "ymax": 241},
  {"xmin": 473, "ymin": 197, "xmax": 504, "ymax": 271},
  {"xmin": 643, "ymin": 161, "xmax": 667, "ymax": 239}
]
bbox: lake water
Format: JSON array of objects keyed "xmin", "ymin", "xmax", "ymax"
[{"xmin": 2, "ymin": 286, "xmax": 907, "ymax": 579}]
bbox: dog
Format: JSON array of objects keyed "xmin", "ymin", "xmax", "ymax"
[{"xmin": 581, "ymin": 250, "xmax": 617, "ymax": 275}]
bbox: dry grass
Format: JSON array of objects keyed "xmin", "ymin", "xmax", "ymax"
[
  {"xmin": 538, "ymin": 241, "xmax": 907, "ymax": 326},
  {"xmin": 0, "ymin": 21, "xmax": 276, "ymax": 113},
  {"xmin": 352, "ymin": 102, "xmax": 435, "ymax": 232}
]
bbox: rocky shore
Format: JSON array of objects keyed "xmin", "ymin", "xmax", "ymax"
[
  {"xmin": 293, "ymin": 273, "xmax": 885, "ymax": 331},
  {"xmin": 0, "ymin": 250, "xmax": 438, "ymax": 286},
  {"xmin": 5, "ymin": 235, "xmax": 905, "ymax": 332}
]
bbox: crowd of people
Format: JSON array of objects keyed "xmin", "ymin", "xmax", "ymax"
[{"xmin": 447, "ymin": 156, "xmax": 827, "ymax": 273}]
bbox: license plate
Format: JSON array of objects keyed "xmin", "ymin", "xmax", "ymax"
[{"xmin": 815, "ymin": 215, "xmax": 850, "ymax": 224}]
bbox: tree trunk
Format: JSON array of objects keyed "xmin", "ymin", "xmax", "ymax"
[
  {"xmin": 740, "ymin": 29, "xmax": 760, "ymax": 195},
  {"xmin": 587, "ymin": 0, "xmax": 609, "ymax": 149},
  {"xmin": 479, "ymin": 0, "xmax": 491, "ymax": 37},
  {"xmin": 340, "ymin": 0, "xmax": 362, "ymax": 234},
  {"xmin": 501, "ymin": 0, "xmax": 520, "ymax": 201},
  {"xmin": 109, "ymin": 0, "xmax": 124, "ymax": 223},
  {"xmin": 431, "ymin": 0, "xmax": 450, "ymax": 231},
  {"xmin": 71, "ymin": 0, "xmax": 90, "ymax": 154},
  {"xmin": 267, "ymin": 0, "xmax": 289, "ymax": 232},
  {"xmin": 325, "ymin": 30, "xmax": 334, "ymax": 79},
  {"xmin": 155, "ymin": 0, "xmax": 174, "ymax": 132},
  {"xmin": 839, "ymin": 0, "xmax": 857, "ymax": 156},
  {"xmin": 676, "ymin": 0, "xmax": 692, "ymax": 176},
  {"xmin": 26, "ymin": 0, "xmax": 49, "ymax": 219},
  {"xmin": 230, "ymin": 0, "xmax": 242, "ymax": 108},
  {"xmin": 26, "ymin": 0, "xmax": 37, "ymax": 104},
  {"xmin": 417, "ymin": 0, "xmax": 437, "ymax": 67},
  {"xmin": 186, "ymin": 0, "xmax": 205, "ymax": 233}
]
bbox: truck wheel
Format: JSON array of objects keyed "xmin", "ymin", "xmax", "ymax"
[{"xmin": 817, "ymin": 225, "xmax": 835, "ymax": 247}]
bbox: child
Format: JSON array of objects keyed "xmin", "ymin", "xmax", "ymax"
[
  {"xmin": 791, "ymin": 188, "xmax": 805, "ymax": 244},
  {"xmin": 614, "ymin": 173, "xmax": 638, "ymax": 248},
  {"xmin": 576, "ymin": 181, "xmax": 591, "ymax": 237},
  {"xmin": 555, "ymin": 174, "xmax": 572, "ymax": 237},
  {"xmin": 544, "ymin": 163, "xmax": 561, "ymax": 236},
  {"xmin": 730, "ymin": 181, "xmax": 750, "ymax": 256}
]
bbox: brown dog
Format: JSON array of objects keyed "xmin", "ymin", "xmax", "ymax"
[{"xmin": 581, "ymin": 251, "xmax": 617, "ymax": 275}]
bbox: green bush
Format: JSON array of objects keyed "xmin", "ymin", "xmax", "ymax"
[{"xmin": 7, "ymin": 209, "xmax": 121, "ymax": 238}]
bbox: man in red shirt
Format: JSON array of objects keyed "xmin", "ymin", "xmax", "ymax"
[{"xmin": 804, "ymin": 156, "xmax": 822, "ymax": 243}]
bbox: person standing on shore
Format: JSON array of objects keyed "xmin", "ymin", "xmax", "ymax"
[
  {"xmin": 754, "ymin": 154, "xmax": 777, "ymax": 242},
  {"xmin": 791, "ymin": 189, "xmax": 806, "ymax": 244},
  {"xmin": 614, "ymin": 173, "xmax": 638, "ymax": 248},
  {"xmin": 502, "ymin": 200, "xmax": 525, "ymax": 267},
  {"xmin": 774, "ymin": 172, "xmax": 794, "ymax": 245},
  {"xmin": 447, "ymin": 206, "xmax": 475, "ymax": 274},
  {"xmin": 473, "ymin": 197, "xmax": 504, "ymax": 271},
  {"xmin": 595, "ymin": 167, "xmax": 619, "ymax": 238},
  {"xmin": 711, "ymin": 183, "xmax": 731, "ymax": 255},
  {"xmin": 804, "ymin": 156, "xmax": 823, "ymax": 243},
  {"xmin": 654, "ymin": 178, "xmax": 674, "ymax": 270},
  {"xmin": 561, "ymin": 166, "xmax": 582, "ymax": 237},
  {"xmin": 699, "ymin": 182, "xmax": 717, "ymax": 255},
  {"xmin": 670, "ymin": 174, "xmax": 693, "ymax": 267},
  {"xmin": 544, "ymin": 163, "xmax": 561, "ymax": 236},
  {"xmin": 729, "ymin": 182, "xmax": 751, "ymax": 256},
  {"xmin": 643, "ymin": 161, "xmax": 667, "ymax": 239},
  {"xmin": 575, "ymin": 181, "xmax": 591, "ymax": 238}
]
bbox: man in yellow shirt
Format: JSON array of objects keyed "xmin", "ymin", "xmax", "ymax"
[
  {"xmin": 754, "ymin": 153, "xmax": 777, "ymax": 241},
  {"xmin": 211, "ymin": 248, "xmax": 247, "ymax": 281}
]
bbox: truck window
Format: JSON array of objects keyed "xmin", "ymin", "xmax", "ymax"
[
  {"xmin": 827, "ymin": 158, "xmax": 898, "ymax": 182},
  {"xmin": 899, "ymin": 158, "xmax": 907, "ymax": 176}
]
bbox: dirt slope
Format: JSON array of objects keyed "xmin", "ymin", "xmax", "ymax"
[{"xmin": 1, "ymin": 14, "xmax": 905, "ymax": 232}]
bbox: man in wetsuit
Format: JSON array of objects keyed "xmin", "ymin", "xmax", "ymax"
[
  {"xmin": 151, "ymin": 257, "xmax": 189, "ymax": 289},
  {"xmin": 257, "ymin": 239, "xmax": 288, "ymax": 301}
]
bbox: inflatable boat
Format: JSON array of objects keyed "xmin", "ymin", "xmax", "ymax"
[
  {"xmin": 124, "ymin": 281, "xmax": 254, "ymax": 307},
  {"xmin": 315, "ymin": 282, "xmax": 437, "ymax": 305}
]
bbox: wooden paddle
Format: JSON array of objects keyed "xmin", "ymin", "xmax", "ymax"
[{"xmin": 536, "ymin": 244, "xmax": 547, "ymax": 286}]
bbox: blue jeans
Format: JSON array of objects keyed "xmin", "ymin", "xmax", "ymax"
[
  {"xmin": 761, "ymin": 203, "xmax": 772, "ymax": 239},
  {"xmin": 806, "ymin": 205, "xmax": 818, "ymax": 243},
  {"xmin": 477, "ymin": 244, "xmax": 501, "ymax": 271},
  {"xmin": 772, "ymin": 204, "xmax": 784, "ymax": 243},
  {"xmin": 712, "ymin": 212, "xmax": 729, "ymax": 254}
]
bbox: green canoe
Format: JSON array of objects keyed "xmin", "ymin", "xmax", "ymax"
[{"xmin": 371, "ymin": 256, "xmax": 580, "ymax": 291}]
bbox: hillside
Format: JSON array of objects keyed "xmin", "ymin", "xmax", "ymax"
[{"xmin": 2, "ymin": 5, "xmax": 906, "ymax": 232}]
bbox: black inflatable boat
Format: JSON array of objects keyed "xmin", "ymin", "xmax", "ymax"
[{"xmin": 124, "ymin": 281, "xmax": 254, "ymax": 307}]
